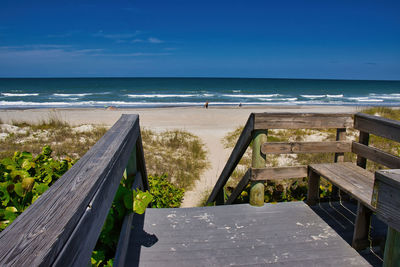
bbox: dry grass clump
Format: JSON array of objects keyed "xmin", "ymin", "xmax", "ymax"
[
  {"xmin": 0, "ymin": 113, "xmax": 108, "ymax": 159},
  {"xmin": 141, "ymin": 129, "xmax": 209, "ymax": 190}
]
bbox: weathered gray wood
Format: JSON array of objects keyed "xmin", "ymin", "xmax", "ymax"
[
  {"xmin": 114, "ymin": 171, "xmax": 143, "ymax": 267},
  {"xmin": 251, "ymin": 166, "xmax": 308, "ymax": 180},
  {"xmin": 126, "ymin": 202, "xmax": 371, "ymax": 266},
  {"xmin": 374, "ymin": 170, "xmax": 400, "ymax": 267},
  {"xmin": 354, "ymin": 113, "xmax": 400, "ymax": 142},
  {"xmin": 250, "ymin": 129, "xmax": 267, "ymax": 206},
  {"xmin": 356, "ymin": 131, "xmax": 370, "ymax": 169},
  {"xmin": 261, "ymin": 141, "xmax": 351, "ymax": 154},
  {"xmin": 335, "ymin": 128, "xmax": 347, "ymax": 162},
  {"xmin": 306, "ymin": 167, "xmax": 320, "ymax": 206},
  {"xmin": 352, "ymin": 202, "xmax": 372, "ymax": 250},
  {"xmin": 383, "ymin": 226, "xmax": 400, "ymax": 267},
  {"xmin": 352, "ymin": 142, "xmax": 400, "ymax": 169},
  {"xmin": 225, "ymin": 169, "xmax": 251, "ymax": 205},
  {"xmin": 136, "ymin": 133, "xmax": 149, "ymax": 191},
  {"xmin": 0, "ymin": 114, "xmax": 140, "ymax": 266},
  {"xmin": 308, "ymin": 162, "xmax": 375, "ymax": 211},
  {"xmin": 207, "ymin": 113, "xmax": 254, "ymax": 205},
  {"xmin": 374, "ymin": 170, "xmax": 400, "ymax": 232},
  {"xmin": 254, "ymin": 113, "xmax": 353, "ymax": 129}
]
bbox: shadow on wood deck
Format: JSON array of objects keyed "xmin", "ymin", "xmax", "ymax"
[{"xmin": 124, "ymin": 201, "xmax": 384, "ymax": 267}]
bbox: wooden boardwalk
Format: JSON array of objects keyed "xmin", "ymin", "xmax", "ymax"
[{"xmin": 124, "ymin": 202, "xmax": 373, "ymax": 266}]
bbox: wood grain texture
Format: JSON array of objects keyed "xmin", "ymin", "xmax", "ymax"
[
  {"xmin": 251, "ymin": 166, "xmax": 307, "ymax": 181},
  {"xmin": 125, "ymin": 202, "xmax": 371, "ymax": 266},
  {"xmin": 352, "ymin": 142, "xmax": 400, "ymax": 169},
  {"xmin": 254, "ymin": 113, "xmax": 353, "ymax": 130},
  {"xmin": 335, "ymin": 128, "xmax": 347, "ymax": 162},
  {"xmin": 207, "ymin": 113, "xmax": 254, "ymax": 205},
  {"xmin": 354, "ymin": 113, "xmax": 400, "ymax": 143},
  {"xmin": 356, "ymin": 131, "xmax": 370, "ymax": 169},
  {"xmin": 261, "ymin": 141, "xmax": 351, "ymax": 154},
  {"xmin": 225, "ymin": 169, "xmax": 251, "ymax": 205},
  {"xmin": 352, "ymin": 202, "xmax": 372, "ymax": 250},
  {"xmin": 375, "ymin": 170, "xmax": 400, "ymax": 233},
  {"xmin": 0, "ymin": 114, "xmax": 140, "ymax": 266},
  {"xmin": 308, "ymin": 162, "xmax": 375, "ymax": 211}
]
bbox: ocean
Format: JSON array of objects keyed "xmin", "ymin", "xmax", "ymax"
[{"xmin": 0, "ymin": 78, "xmax": 399, "ymax": 108}]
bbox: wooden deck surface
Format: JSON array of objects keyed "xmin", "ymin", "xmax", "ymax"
[{"xmin": 124, "ymin": 202, "xmax": 374, "ymax": 266}]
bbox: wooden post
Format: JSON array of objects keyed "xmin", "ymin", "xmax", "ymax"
[
  {"xmin": 383, "ymin": 227, "xmax": 400, "ymax": 267},
  {"xmin": 373, "ymin": 170, "xmax": 400, "ymax": 267},
  {"xmin": 352, "ymin": 202, "xmax": 372, "ymax": 250},
  {"xmin": 306, "ymin": 168, "xmax": 320, "ymax": 206},
  {"xmin": 332, "ymin": 128, "xmax": 346, "ymax": 199},
  {"xmin": 250, "ymin": 130, "xmax": 267, "ymax": 206},
  {"xmin": 356, "ymin": 131, "xmax": 369, "ymax": 168}
]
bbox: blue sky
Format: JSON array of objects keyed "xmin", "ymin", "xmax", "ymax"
[{"xmin": 0, "ymin": 0, "xmax": 399, "ymax": 79}]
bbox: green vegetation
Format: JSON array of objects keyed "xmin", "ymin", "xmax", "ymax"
[
  {"xmin": 142, "ymin": 129, "xmax": 209, "ymax": 190},
  {"xmin": 149, "ymin": 174, "xmax": 184, "ymax": 208},
  {"xmin": 0, "ymin": 146, "xmax": 75, "ymax": 231}
]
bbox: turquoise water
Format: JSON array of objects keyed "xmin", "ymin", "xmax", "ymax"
[{"xmin": 0, "ymin": 78, "xmax": 399, "ymax": 108}]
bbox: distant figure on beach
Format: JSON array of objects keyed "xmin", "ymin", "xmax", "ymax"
[
  {"xmin": 238, "ymin": 103, "xmax": 242, "ymax": 107},
  {"xmin": 204, "ymin": 101, "xmax": 209, "ymax": 109}
]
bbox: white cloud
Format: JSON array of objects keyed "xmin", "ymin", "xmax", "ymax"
[{"xmin": 148, "ymin": 37, "xmax": 163, "ymax": 43}]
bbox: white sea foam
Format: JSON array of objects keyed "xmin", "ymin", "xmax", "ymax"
[
  {"xmin": 301, "ymin": 95, "xmax": 326, "ymax": 98},
  {"xmin": 223, "ymin": 94, "xmax": 281, "ymax": 98},
  {"xmin": 1, "ymin": 93, "xmax": 39, "ymax": 97},
  {"xmin": 127, "ymin": 94, "xmax": 197, "ymax": 98},
  {"xmin": 327, "ymin": 94, "xmax": 344, "ymax": 98},
  {"xmin": 53, "ymin": 93, "xmax": 93, "ymax": 97},
  {"xmin": 347, "ymin": 97, "xmax": 384, "ymax": 102},
  {"xmin": 259, "ymin": 97, "xmax": 298, "ymax": 101}
]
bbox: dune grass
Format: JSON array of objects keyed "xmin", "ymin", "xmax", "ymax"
[
  {"xmin": 141, "ymin": 129, "xmax": 209, "ymax": 190},
  {"xmin": 0, "ymin": 113, "xmax": 108, "ymax": 159}
]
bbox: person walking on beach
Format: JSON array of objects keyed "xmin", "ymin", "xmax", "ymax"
[{"xmin": 204, "ymin": 101, "xmax": 209, "ymax": 109}]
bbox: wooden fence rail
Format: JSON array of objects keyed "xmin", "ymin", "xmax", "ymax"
[{"xmin": 0, "ymin": 114, "xmax": 148, "ymax": 266}]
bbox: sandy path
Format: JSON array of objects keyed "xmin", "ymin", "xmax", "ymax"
[{"xmin": 0, "ymin": 106, "xmax": 359, "ymax": 207}]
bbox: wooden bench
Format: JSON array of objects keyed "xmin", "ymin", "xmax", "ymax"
[{"xmin": 307, "ymin": 113, "xmax": 400, "ymax": 250}]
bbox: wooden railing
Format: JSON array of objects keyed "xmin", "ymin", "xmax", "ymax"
[
  {"xmin": 373, "ymin": 169, "xmax": 400, "ymax": 266},
  {"xmin": 207, "ymin": 112, "xmax": 354, "ymax": 205},
  {"xmin": 0, "ymin": 114, "xmax": 148, "ymax": 266}
]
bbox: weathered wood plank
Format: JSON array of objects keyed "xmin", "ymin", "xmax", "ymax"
[
  {"xmin": 126, "ymin": 202, "xmax": 371, "ymax": 266},
  {"xmin": 374, "ymin": 169, "xmax": 400, "ymax": 232},
  {"xmin": 0, "ymin": 114, "xmax": 140, "ymax": 266},
  {"xmin": 254, "ymin": 113, "xmax": 353, "ymax": 129},
  {"xmin": 308, "ymin": 162, "xmax": 375, "ymax": 211},
  {"xmin": 352, "ymin": 142, "xmax": 400, "ymax": 169},
  {"xmin": 251, "ymin": 166, "xmax": 307, "ymax": 181},
  {"xmin": 225, "ymin": 169, "xmax": 251, "ymax": 205},
  {"xmin": 354, "ymin": 113, "xmax": 400, "ymax": 142},
  {"xmin": 261, "ymin": 141, "xmax": 351, "ymax": 154},
  {"xmin": 207, "ymin": 113, "xmax": 254, "ymax": 205}
]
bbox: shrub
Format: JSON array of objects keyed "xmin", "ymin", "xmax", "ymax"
[{"xmin": 148, "ymin": 174, "xmax": 184, "ymax": 208}]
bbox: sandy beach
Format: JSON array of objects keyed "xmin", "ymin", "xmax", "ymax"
[{"xmin": 0, "ymin": 105, "xmax": 361, "ymax": 207}]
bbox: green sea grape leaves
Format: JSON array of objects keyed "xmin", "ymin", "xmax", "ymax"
[{"xmin": 0, "ymin": 146, "xmax": 74, "ymax": 231}]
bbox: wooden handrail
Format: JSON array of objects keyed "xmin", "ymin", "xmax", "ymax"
[
  {"xmin": 354, "ymin": 112, "xmax": 400, "ymax": 142},
  {"xmin": 206, "ymin": 113, "xmax": 255, "ymax": 205},
  {"xmin": 0, "ymin": 114, "xmax": 148, "ymax": 266},
  {"xmin": 207, "ymin": 112, "xmax": 355, "ymax": 205}
]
